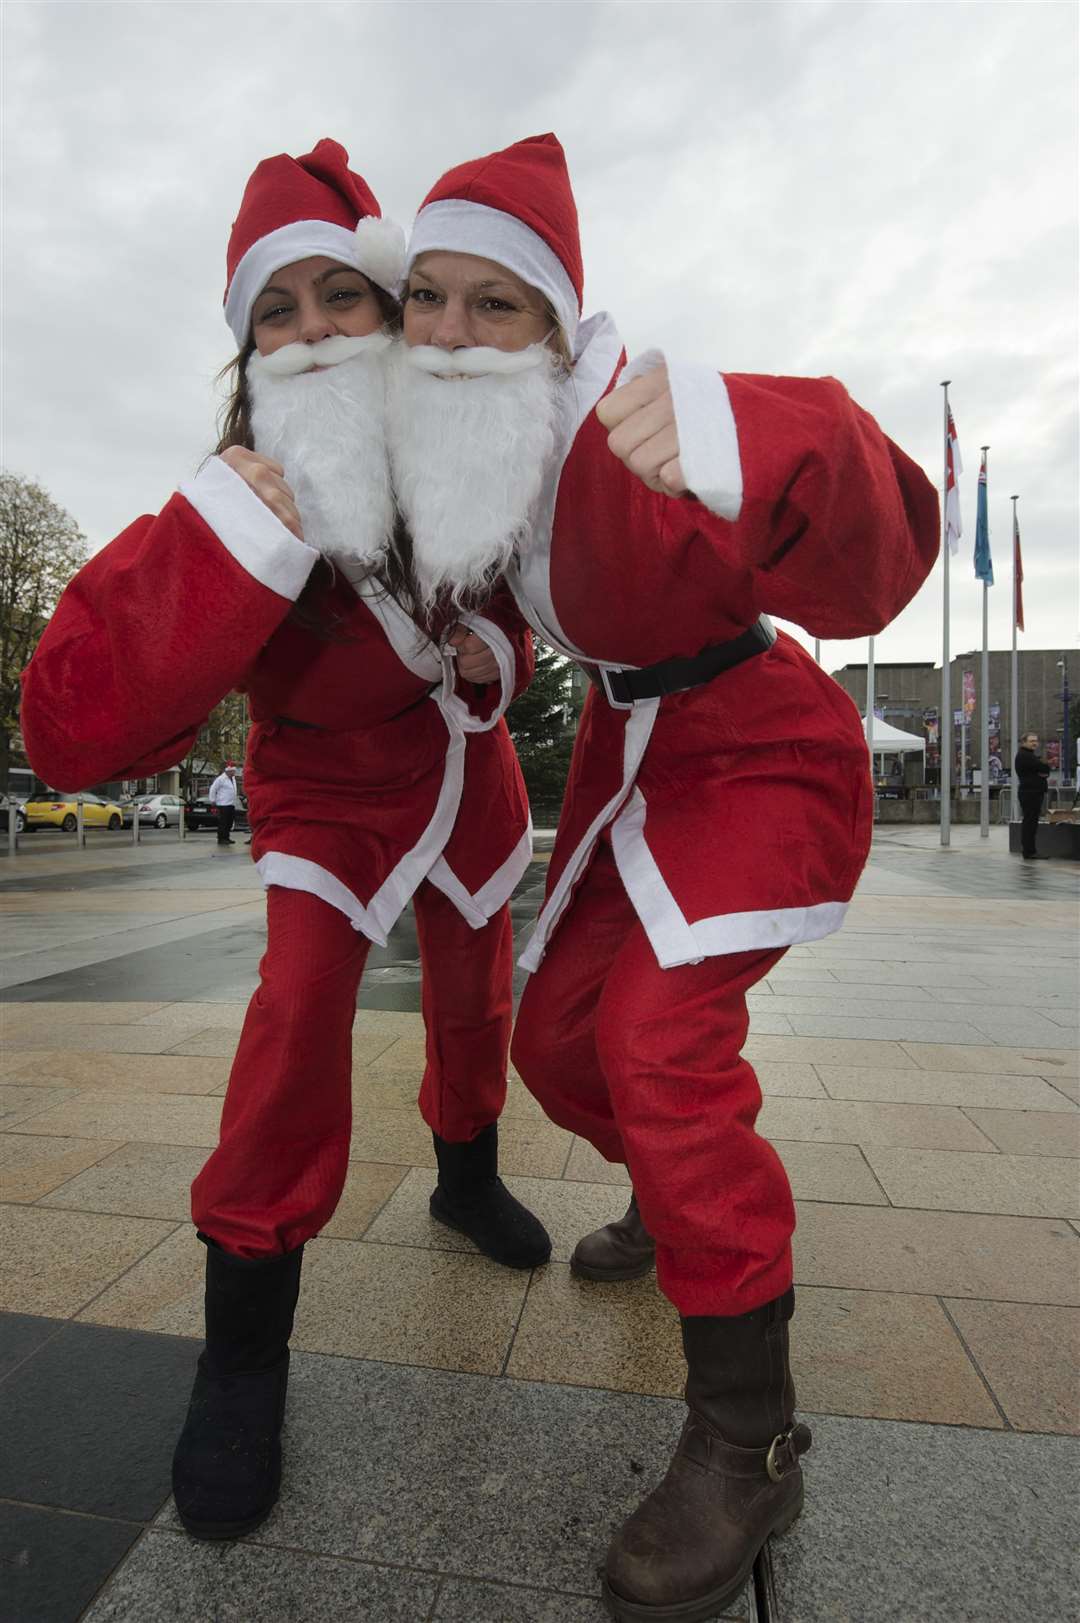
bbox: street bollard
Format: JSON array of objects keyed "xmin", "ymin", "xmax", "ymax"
[
  {"xmin": 178, "ymin": 797, "xmax": 186, "ymax": 841},
  {"xmin": 76, "ymin": 796, "xmax": 86, "ymax": 848},
  {"xmin": 7, "ymin": 802, "xmax": 16, "ymax": 859},
  {"xmin": 132, "ymin": 803, "xmax": 140, "ymax": 845}
]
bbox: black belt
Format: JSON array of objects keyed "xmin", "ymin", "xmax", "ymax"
[{"xmin": 586, "ymin": 617, "xmax": 776, "ymax": 708}]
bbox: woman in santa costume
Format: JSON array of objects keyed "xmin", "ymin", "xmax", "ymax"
[
  {"xmin": 20, "ymin": 139, "xmax": 551, "ymax": 1542},
  {"xmin": 388, "ymin": 134, "xmax": 940, "ymax": 1622}
]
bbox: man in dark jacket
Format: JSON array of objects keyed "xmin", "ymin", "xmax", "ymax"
[{"xmin": 1015, "ymin": 732, "xmax": 1051, "ymax": 859}]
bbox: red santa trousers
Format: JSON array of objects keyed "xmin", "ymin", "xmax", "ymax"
[
  {"xmin": 192, "ymin": 881, "xmax": 512, "ymax": 1258},
  {"xmin": 511, "ymin": 836, "xmax": 794, "ymax": 1317}
]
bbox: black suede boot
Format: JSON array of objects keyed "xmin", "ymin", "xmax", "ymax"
[
  {"xmin": 171, "ymin": 1237, "xmax": 303, "ymax": 1540},
  {"xmin": 430, "ymin": 1123, "xmax": 551, "ymax": 1269},
  {"xmin": 603, "ymin": 1289, "xmax": 810, "ymax": 1621}
]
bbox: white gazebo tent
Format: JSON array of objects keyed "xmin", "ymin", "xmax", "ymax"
[{"xmin": 862, "ymin": 716, "xmax": 926, "ymax": 781}]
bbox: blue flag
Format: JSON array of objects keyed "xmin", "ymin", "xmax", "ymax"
[{"xmin": 974, "ymin": 450, "xmax": 993, "ymax": 584}]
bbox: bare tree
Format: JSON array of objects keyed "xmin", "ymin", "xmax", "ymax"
[
  {"xmin": 0, "ymin": 471, "xmax": 88, "ymax": 789},
  {"xmin": 179, "ymin": 692, "xmax": 251, "ymax": 796}
]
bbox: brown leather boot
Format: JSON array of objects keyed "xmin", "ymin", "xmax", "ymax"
[
  {"xmin": 571, "ymin": 1193, "xmax": 655, "ymax": 1282},
  {"xmin": 603, "ymin": 1288, "xmax": 810, "ymax": 1621}
]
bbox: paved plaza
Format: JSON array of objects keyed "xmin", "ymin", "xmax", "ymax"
[{"xmin": 1, "ymin": 823, "xmax": 1078, "ymax": 1622}]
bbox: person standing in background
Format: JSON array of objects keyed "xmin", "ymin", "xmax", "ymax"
[
  {"xmin": 208, "ymin": 761, "xmax": 238, "ymax": 846},
  {"xmin": 1015, "ymin": 731, "xmax": 1051, "ymax": 859}
]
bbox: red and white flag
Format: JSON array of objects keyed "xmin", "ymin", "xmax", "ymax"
[
  {"xmin": 1013, "ymin": 508, "xmax": 1025, "ymax": 632},
  {"xmin": 944, "ymin": 408, "xmax": 963, "ymax": 554}
]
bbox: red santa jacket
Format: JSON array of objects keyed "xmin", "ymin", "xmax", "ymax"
[
  {"xmin": 510, "ymin": 315, "xmax": 940, "ymax": 971},
  {"xmin": 21, "ymin": 457, "xmax": 533, "ymax": 945}
]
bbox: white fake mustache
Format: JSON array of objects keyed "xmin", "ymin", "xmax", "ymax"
[
  {"xmin": 248, "ymin": 331, "xmax": 393, "ymax": 378},
  {"xmin": 405, "ymin": 342, "xmax": 550, "ymax": 378}
]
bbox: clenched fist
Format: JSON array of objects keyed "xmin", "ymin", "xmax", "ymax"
[
  {"xmin": 220, "ymin": 447, "xmax": 305, "ymax": 541},
  {"xmin": 595, "ymin": 363, "xmax": 687, "ymax": 497}
]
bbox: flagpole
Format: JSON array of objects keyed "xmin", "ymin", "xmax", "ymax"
[
  {"xmin": 979, "ymin": 447, "xmax": 991, "ymax": 839},
  {"xmin": 1010, "ymin": 495, "xmax": 1020, "ymax": 823},
  {"xmin": 940, "ymin": 382, "xmax": 952, "ymax": 846}
]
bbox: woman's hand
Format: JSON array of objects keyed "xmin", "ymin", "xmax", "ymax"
[
  {"xmin": 595, "ymin": 363, "xmax": 688, "ymax": 497},
  {"xmin": 219, "ymin": 447, "xmax": 305, "ymax": 540},
  {"xmin": 447, "ymin": 624, "xmax": 500, "ymax": 684}
]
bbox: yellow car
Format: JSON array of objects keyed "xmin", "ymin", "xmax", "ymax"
[{"xmin": 22, "ymin": 791, "xmax": 126, "ymax": 832}]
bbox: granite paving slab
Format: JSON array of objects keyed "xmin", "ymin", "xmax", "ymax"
[
  {"xmin": 791, "ymin": 1202, "xmax": 1080, "ymax": 1303},
  {"xmin": 944, "ymin": 1298, "xmax": 1080, "ymax": 1435},
  {"xmin": 433, "ymin": 1576, "xmax": 749, "ymax": 1619},
  {"xmin": 0, "ymin": 1502, "xmax": 140, "ymax": 1623},
  {"xmin": 863, "ymin": 1145, "xmax": 1080, "ymax": 1219},
  {"xmin": 962, "ymin": 1107, "xmax": 1080, "ymax": 1157},
  {"xmin": 812, "ymin": 1063, "xmax": 1077, "ymax": 1111},
  {"xmin": 151, "ymin": 1354, "xmax": 721, "ymax": 1600},
  {"xmin": 770, "ymin": 1413, "xmax": 1080, "ymax": 1622},
  {"xmin": 82, "ymin": 1532, "xmax": 439, "ymax": 1622},
  {"xmin": 0, "ymin": 1307, "xmax": 65, "ymax": 1381},
  {"xmin": 0, "ymin": 1319, "xmax": 197, "ymax": 1517},
  {"xmin": 0, "ymin": 1205, "xmax": 178, "ymax": 1316}
]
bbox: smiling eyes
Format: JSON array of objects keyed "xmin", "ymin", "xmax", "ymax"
[
  {"xmin": 254, "ymin": 284, "xmax": 369, "ymax": 327},
  {"xmin": 407, "ymin": 286, "xmax": 520, "ymax": 315}
]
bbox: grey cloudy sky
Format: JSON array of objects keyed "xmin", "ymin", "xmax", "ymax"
[{"xmin": 3, "ymin": 0, "xmax": 1077, "ymax": 679}]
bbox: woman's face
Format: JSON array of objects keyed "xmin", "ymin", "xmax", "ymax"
[
  {"xmin": 403, "ymin": 251, "xmax": 550, "ymax": 353},
  {"xmin": 251, "ymin": 255, "xmax": 384, "ymax": 356}
]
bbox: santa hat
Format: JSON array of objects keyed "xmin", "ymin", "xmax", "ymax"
[
  {"xmin": 406, "ymin": 134, "xmax": 582, "ymax": 349},
  {"xmin": 224, "ymin": 139, "xmax": 405, "ymax": 347}
]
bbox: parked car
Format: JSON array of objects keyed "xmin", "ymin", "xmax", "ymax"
[
  {"xmin": 0, "ymin": 794, "xmax": 26, "ymax": 834},
  {"xmin": 185, "ymin": 796, "xmax": 250, "ymax": 832},
  {"xmin": 22, "ymin": 791, "xmax": 125, "ymax": 832},
  {"xmin": 134, "ymin": 793, "xmax": 186, "ymax": 829}
]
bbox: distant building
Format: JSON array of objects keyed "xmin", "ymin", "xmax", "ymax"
[{"xmin": 830, "ymin": 647, "xmax": 1077, "ymax": 783}]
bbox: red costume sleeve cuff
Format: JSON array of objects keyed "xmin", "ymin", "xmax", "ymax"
[{"xmin": 179, "ymin": 457, "xmax": 319, "ymax": 602}]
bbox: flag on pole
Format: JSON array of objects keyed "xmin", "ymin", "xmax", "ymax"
[
  {"xmin": 974, "ymin": 449, "xmax": 993, "ymax": 584},
  {"xmin": 944, "ymin": 409, "xmax": 963, "ymax": 553},
  {"xmin": 1013, "ymin": 509, "xmax": 1025, "ymax": 631}
]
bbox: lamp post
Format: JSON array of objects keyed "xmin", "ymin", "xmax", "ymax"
[{"xmin": 1058, "ymin": 657, "xmax": 1071, "ymax": 793}]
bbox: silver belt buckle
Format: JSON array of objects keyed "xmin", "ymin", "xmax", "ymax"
[{"xmin": 598, "ymin": 666, "xmax": 635, "ymax": 710}]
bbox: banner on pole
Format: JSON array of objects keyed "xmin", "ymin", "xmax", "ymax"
[
  {"xmin": 945, "ymin": 409, "xmax": 963, "ymax": 555},
  {"xmin": 974, "ymin": 450, "xmax": 994, "ymax": 584},
  {"xmin": 1014, "ymin": 511, "xmax": 1025, "ymax": 631},
  {"xmin": 963, "ymin": 671, "xmax": 976, "ymax": 720}
]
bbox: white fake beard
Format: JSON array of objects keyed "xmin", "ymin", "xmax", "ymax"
[
  {"xmin": 247, "ymin": 332, "xmax": 394, "ymax": 572},
  {"xmin": 385, "ymin": 340, "xmax": 561, "ymax": 612}
]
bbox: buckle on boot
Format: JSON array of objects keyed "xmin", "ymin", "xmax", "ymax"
[{"xmin": 765, "ymin": 1423, "xmax": 810, "ymax": 1482}]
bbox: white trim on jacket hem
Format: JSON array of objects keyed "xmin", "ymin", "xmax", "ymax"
[
  {"xmin": 518, "ymin": 703, "xmax": 659, "ymax": 973},
  {"xmin": 427, "ymin": 817, "xmax": 534, "ymax": 926},
  {"xmin": 620, "ymin": 348, "xmax": 743, "ymax": 523},
  {"xmin": 610, "ymin": 786, "xmax": 849, "ymax": 969},
  {"xmin": 180, "ymin": 457, "xmax": 319, "ymax": 601},
  {"xmin": 255, "ymin": 698, "xmax": 470, "ymax": 943}
]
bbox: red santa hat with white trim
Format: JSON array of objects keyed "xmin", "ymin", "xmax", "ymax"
[
  {"xmin": 224, "ymin": 139, "xmax": 405, "ymax": 348},
  {"xmin": 406, "ymin": 133, "xmax": 583, "ymax": 351}
]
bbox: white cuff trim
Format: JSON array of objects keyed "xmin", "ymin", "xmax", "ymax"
[
  {"xmin": 621, "ymin": 348, "xmax": 743, "ymax": 522},
  {"xmin": 438, "ymin": 615, "xmax": 516, "ymax": 733},
  {"xmin": 180, "ymin": 457, "xmax": 318, "ymax": 601}
]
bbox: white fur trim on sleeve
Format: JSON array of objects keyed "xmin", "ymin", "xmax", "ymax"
[
  {"xmin": 437, "ymin": 614, "xmax": 516, "ymax": 733},
  {"xmin": 180, "ymin": 457, "xmax": 319, "ymax": 602},
  {"xmin": 621, "ymin": 347, "xmax": 743, "ymax": 522}
]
